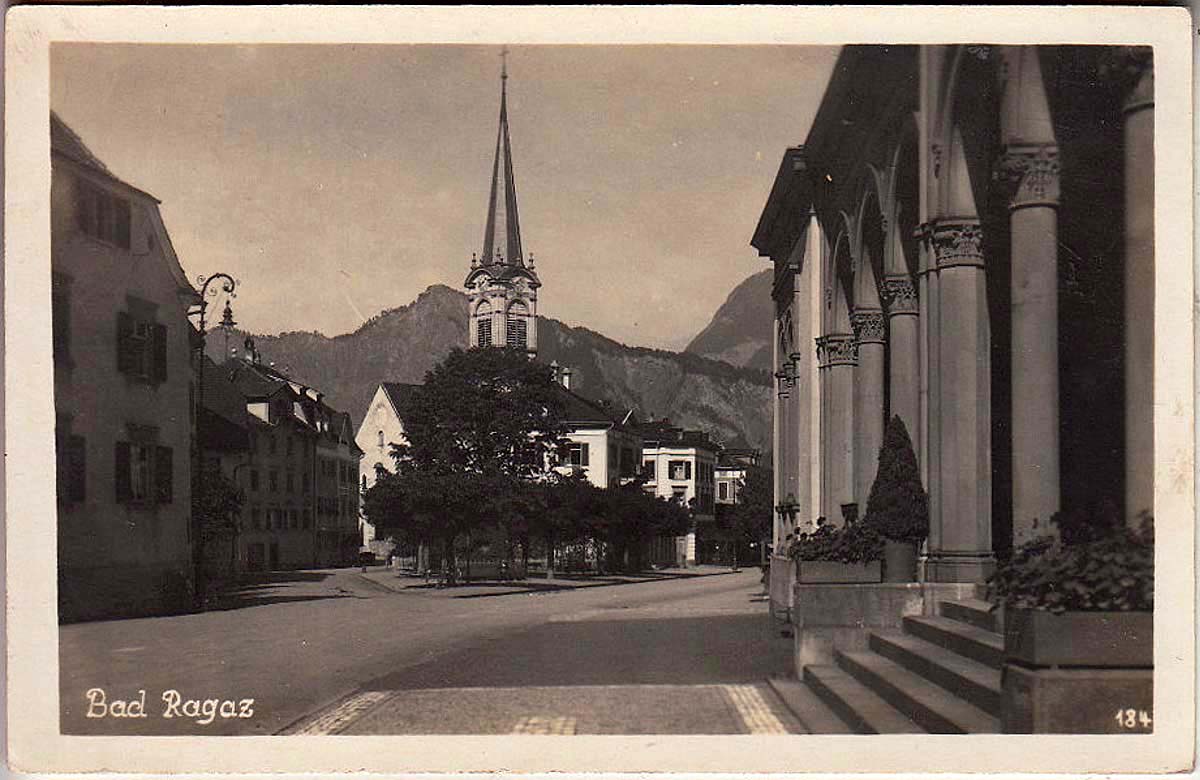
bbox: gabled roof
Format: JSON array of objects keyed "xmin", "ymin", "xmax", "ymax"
[
  {"xmin": 381, "ymin": 382, "xmax": 420, "ymax": 418},
  {"xmin": 50, "ymin": 112, "xmax": 160, "ymax": 203},
  {"xmin": 201, "ymin": 356, "xmax": 250, "ymax": 429}
]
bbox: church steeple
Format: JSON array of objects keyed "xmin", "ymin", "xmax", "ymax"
[
  {"xmin": 465, "ymin": 48, "xmax": 541, "ymax": 356},
  {"xmin": 481, "ymin": 47, "xmax": 524, "ymax": 267}
]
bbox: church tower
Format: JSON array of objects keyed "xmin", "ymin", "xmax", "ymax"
[{"xmin": 464, "ymin": 49, "xmax": 541, "ymax": 356}]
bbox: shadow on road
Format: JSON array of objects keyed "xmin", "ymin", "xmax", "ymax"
[{"xmin": 392, "ymin": 569, "xmax": 725, "ymax": 599}]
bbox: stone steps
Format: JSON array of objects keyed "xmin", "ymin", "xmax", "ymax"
[
  {"xmin": 803, "ymin": 665, "xmax": 926, "ymax": 734},
  {"xmin": 939, "ymin": 597, "xmax": 999, "ymax": 633},
  {"xmin": 765, "ymin": 677, "xmax": 854, "ymax": 734},
  {"xmin": 836, "ymin": 650, "xmax": 1000, "ymax": 734},
  {"xmin": 778, "ymin": 597, "xmax": 1006, "ymax": 734},
  {"xmin": 869, "ymin": 630, "xmax": 1002, "ymax": 715},
  {"xmin": 903, "ymin": 614, "xmax": 1005, "ymax": 669}
]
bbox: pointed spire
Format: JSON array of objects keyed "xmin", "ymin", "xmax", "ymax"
[{"xmin": 481, "ymin": 46, "xmax": 524, "ymax": 267}]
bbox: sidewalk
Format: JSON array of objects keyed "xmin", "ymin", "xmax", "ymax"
[{"xmin": 356, "ymin": 564, "xmax": 743, "ymax": 599}]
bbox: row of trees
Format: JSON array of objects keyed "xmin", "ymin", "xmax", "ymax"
[{"xmin": 361, "ymin": 346, "xmax": 693, "ymax": 579}]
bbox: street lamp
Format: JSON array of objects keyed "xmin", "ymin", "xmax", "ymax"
[{"xmin": 189, "ymin": 272, "xmax": 237, "ymax": 609}]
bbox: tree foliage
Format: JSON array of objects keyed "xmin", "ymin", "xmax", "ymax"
[
  {"xmin": 193, "ymin": 462, "xmax": 245, "ymax": 546},
  {"xmin": 864, "ymin": 416, "xmax": 929, "ymax": 543}
]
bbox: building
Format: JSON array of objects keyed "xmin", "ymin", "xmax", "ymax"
[
  {"xmin": 196, "ymin": 354, "xmax": 253, "ymax": 578},
  {"xmin": 355, "ymin": 381, "xmax": 417, "ymax": 555},
  {"xmin": 552, "ymin": 372, "xmax": 643, "ymax": 489},
  {"xmin": 751, "ymin": 46, "xmax": 1154, "ymax": 588},
  {"xmin": 640, "ymin": 422, "xmax": 719, "ymax": 567},
  {"xmin": 715, "ymin": 447, "xmax": 762, "ymax": 506},
  {"xmin": 224, "ymin": 353, "xmax": 361, "ymax": 570},
  {"xmin": 463, "ymin": 53, "xmax": 540, "ymax": 356},
  {"xmin": 51, "ymin": 113, "xmax": 199, "ymax": 621}
]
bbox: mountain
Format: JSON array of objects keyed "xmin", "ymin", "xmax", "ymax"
[
  {"xmin": 210, "ymin": 284, "xmax": 773, "ymax": 453},
  {"xmin": 684, "ymin": 269, "xmax": 774, "ymax": 372}
]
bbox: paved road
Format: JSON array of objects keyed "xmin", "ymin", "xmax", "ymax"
[{"xmin": 60, "ymin": 566, "xmax": 795, "ymax": 736}]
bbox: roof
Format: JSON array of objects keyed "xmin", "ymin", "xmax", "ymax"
[
  {"xmin": 201, "ymin": 356, "xmax": 250, "ymax": 429},
  {"xmin": 554, "ymin": 384, "xmax": 632, "ymax": 428},
  {"xmin": 381, "ymin": 382, "xmax": 421, "ymax": 417},
  {"xmin": 637, "ymin": 419, "xmax": 720, "ymax": 454},
  {"xmin": 50, "ymin": 112, "xmax": 161, "ymax": 203}
]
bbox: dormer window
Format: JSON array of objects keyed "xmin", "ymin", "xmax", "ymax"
[{"xmin": 76, "ymin": 178, "xmax": 131, "ymax": 249}]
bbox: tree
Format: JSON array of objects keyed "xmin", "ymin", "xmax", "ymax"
[
  {"xmin": 715, "ymin": 465, "xmax": 773, "ymax": 567},
  {"xmin": 394, "ymin": 347, "xmax": 569, "ymax": 479},
  {"xmin": 378, "ymin": 347, "xmax": 570, "ymax": 583},
  {"xmin": 864, "ymin": 416, "xmax": 929, "ymax": 542},
  {"xmin": 193, "ymin": 462, "xmax": 245, "ymax": 577}
]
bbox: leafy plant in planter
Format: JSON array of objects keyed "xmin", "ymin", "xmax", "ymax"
[
  {"xmin": 987, "ymin": 513, "xmax": 1154, "ymax": 669},
  {"xmin": 790, "ymin": 520, "xmax": 884, "ymax": 564},
  {"xmin": 988, "ymin": 513, "xmax": 1153, "ymax": 614},
  {"xmin": 863, "ymin": 416, "xmax": 929, "ymax": 581}
]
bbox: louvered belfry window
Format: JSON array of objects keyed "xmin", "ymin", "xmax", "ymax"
[
  {"xmin": 506, "ymin": 301, "xmax": 528, "ymax": 349},
  {"xmin": 477, "ymin": 318, "xmax": 492, "ymax": 347}
]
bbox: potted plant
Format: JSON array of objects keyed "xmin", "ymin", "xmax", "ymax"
[
  {"xmin": 790, "ymin": 519, "xmax": 884, "ymax": 583},
  {"xmin": 987, "ymin": 513, "xmax": 1154, "ymax": 667},
  {"xmin": 863, "ymin": 416, "xmax": 929, "ymax": 582}
]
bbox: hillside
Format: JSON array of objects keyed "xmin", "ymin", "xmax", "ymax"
[
  {"xmin": 684, "ymin": 269, "xmax": 774, "ymax": 372},
  {"xmin": 210, "ymin": 284, "xmax": 773, "ymax": 453}
]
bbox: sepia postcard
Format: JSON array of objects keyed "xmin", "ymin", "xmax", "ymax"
[{"xmin": 4, "ymin": 4, "xmax": 1195, "ymax": 776}]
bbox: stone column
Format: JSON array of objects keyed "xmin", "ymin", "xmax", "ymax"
[
  {"xmin": 927, "ymin": 219, "xmax": 994, "ymax": 582},
  {"xmin": 815, "ymin": 337, "xmax": 832, "ymax": 522},
  {"xmin": 884, "ymin": 274, "xmax": 921, "ymax": 444},
  {"xmin": 998, "ymin": 145, "xmax": 1061, "ymax": 545},
  {"xmin": 1122, "ymin": 52, "xmax": 1155, "ymax": 521},
  {"xmin": 851, "ymin": 309, "xmax": 887, "ymax": 505},
  {"xmin": 817, "ymin": 333, "xmax": 857, "ymax": 525},
  {"xmin": 771, "ymin": 307, "xmax": 784, "ymax": 548}
]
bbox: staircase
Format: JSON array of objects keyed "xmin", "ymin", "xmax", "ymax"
[{"xmin": 773, "ymin": 598, "xmax": 1005, "ymax": 734}]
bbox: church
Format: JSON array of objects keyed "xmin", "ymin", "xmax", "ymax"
[{"xmin": 752, "ymin": 45, "xmax": 1154, "ymax": 585}]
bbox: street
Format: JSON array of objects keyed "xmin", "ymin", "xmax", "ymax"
[{"xmin": 60, "ymin": 566, "xmax": 799, "ymax": 736}]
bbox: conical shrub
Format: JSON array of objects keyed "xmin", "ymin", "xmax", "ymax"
[{"xmin": 864, "ymin": 415, "xmax": 929, "ymax": 542}]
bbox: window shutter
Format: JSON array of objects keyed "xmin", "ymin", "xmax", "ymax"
[
  {"xmin": 685, "ymin": 462, "xmax": 693, "ymax": 481},
  {"xmin": 69, "ymin": 436, "xmax": 87, "ymax": 502},
  {"xmin": 114, "ymin": 441, "xmax": 132, "ymax": 503},
  {"xmin": 152, "ymin": 324, "xmax": 168, "ymax": 383},
  {"xmin": 114, "ymin": 198, "xmax": 132, "ymax": 249},
  {"xmin": 580, "ymin": 443, "xmax": 589, "ymax": 466},
  {"xmin": 156, "ymin": 445, "xmax": 173, "ymax": 504},
  {"xmin": 116, "ymin": 311, "xmax": 134, "ymax": 374}
]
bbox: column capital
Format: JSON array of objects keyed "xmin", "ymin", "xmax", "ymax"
[
  {"xmin": 850, "ymin": 309, "xmax": 886, "ymax": 346},
  {"xmin": 994, "ymin": 144, "xmax": 1060, "ymax": 210},
  {"xmin": 815, "ymin": 333, "xmax": 857, "ymax": 367},
  {"xmin": 930, "ymin": 220, "xmax": 984, "ymax": 270},
  {"xmin": 1098, "ymin": 46, "xmax": 1154, "ymax": 114},
  {"xmin": 882, "ymin": 275, "xmax": 919, "ymax": 316}
]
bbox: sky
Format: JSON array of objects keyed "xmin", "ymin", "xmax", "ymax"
[{"xmin": 51, "ymin": 44, "xmax": 837, "ymax": 350}]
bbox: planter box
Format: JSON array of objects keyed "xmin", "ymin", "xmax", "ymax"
[
  {"xmin": 1005, "ymin": 608, "xmax": 1153, "ymax": 668},
  {"xmin": 796, "ymin": 560, "xmax": 882, "ymax": 584}
]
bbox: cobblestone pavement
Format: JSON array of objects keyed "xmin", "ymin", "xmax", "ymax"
[{"xmin": 60, "ymin": 566, "xmax": 793, "ymax": 736}]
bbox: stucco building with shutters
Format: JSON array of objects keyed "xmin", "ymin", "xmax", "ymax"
[{"xmin": 51, "ymin": 113, "xmax": 199, "ymax": 621}]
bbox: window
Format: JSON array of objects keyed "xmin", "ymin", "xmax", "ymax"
[
  {"xmin": 477, "ymin": 317, "xmax": 492, "ymax": 347},
  {"xmin": 669, "ymin": 460, "xmax": 692, "ymax": 482},
  {"xmin": 361, "ymin": 475, "xmax": 368, "ymax": 490},
  {"xmin": 506, "ymin": 303, "xmax": 528, "ymax": 349},
  {"xmin": 672, "ymin": 487, "xmax": 688, "ymax": 505},
  {"xmin": 114, "ymin": 430, "xmax": 171, "ymax": 506},
  {"xmin": 567, "ymin": 442, "xmax": 589, "ymax": 467},
  {"xmin": 55, "ymin": 417, "xmax": 86, "ymax": 504},
  {"xmin": 52, "ymin": 273, "xmax": 73, "ymax": 369},
  {"xmin": 250, "ymin": 469, "xmax": 260, "ymax": 491},
  {"xmin": 377, "ymin": 430, "xmax": 384, "ymax": 448},
  {"xmin": 268, "ymin": 470, "xmax": 278, "ymax": 492},
  {"xmin": 76, "ymin": 178, "xmax": 131, "ymax": 249},
  {"xmin": 116, "ymin": 311, "xmax": 167, "ymax": 384},
  {"xmin": 718, "ymin": 482, "xmax": 729, "ymax": 501},
  {"xmin": 643, "ymin": 459, "xmax": 655, "ymax": 478},
  {"xmin": 620, "ymin": 447, "xmax": 636, "ymax": 478}
]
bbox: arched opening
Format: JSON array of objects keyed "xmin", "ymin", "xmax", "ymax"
[
  {"xmin": 506, "ymin": 301, "xmax": 528, "ymax": 350},
  {"xmin": 475, "ymin": 301, "xmax": 493, "ymax": 347}
]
